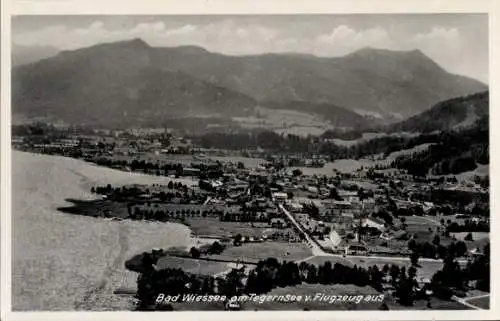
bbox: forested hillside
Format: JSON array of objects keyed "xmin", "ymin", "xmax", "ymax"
[
  {"xmin": 391, "ymin": 117, "xmax": 488, "ymax": 176},
  {"xmin": 388, "ymin": 91, "xmax": 488, "ymax": 133}
]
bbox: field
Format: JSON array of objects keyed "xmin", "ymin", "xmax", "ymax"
[
  {"xmin": 211, "ymin": 242, "xmax": 313, "ymax": 263},
  {"xmin": 185, "ymin": 217, "xmax": 294, "ymax": 238},
  {"xmin": 12, "ymin": 151, "xmax": 197, "ymax": 310},
  {"xmin": 465, "ymin": 296, "xmax": 490, "ymax": 309},
  {"xmin": 328, "ymin": 132, "xmax": 420, "ymax": 147},
  {"xmin": 186, "ymin": 218, "xmax": 272, "ymax": 237},
  {"xmin": 290, "ymin": 143, "xmax": 433, "ymax": 176},
  {"xmin": 404, "ymin": 222, "xmax": 440, "ymax": 243},
  {"xmin": 345, "ymin": 257, "xmax": 444, "ymax": 281},
  {"xmin": 232, "ymin": 107, "xmax": 331, "ymax": 137},
  {"xmin": 404, "ymin": 215, "xmax": 441, "ymax": 226},
  {"xmin": 300, "ymin": 255, "xmax": 354, "ymax": 266},
  {"xmin": 451, "ymin": 232, "xmax": 489, "ymax": 241},
  {"xmin": 275, "ymin": 126, "xmax": 330, "ymax": 137},
  {"xmin": 156, "ymin": 256, "xmax": 231, "ymax": 276},
  {"xmin": 453, "ymin": 164, "xmax": 489, "ymax": 181},
  {"xmin": 399, "ymin": 215, "xmax": 464, "ymax": 245}
]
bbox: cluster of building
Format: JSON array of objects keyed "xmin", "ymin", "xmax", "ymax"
[{"xmin": 14, "ymin": 126, "xmax": 489, "ymax": 259}]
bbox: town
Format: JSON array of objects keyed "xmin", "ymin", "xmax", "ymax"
[{"xmin": 12, "ymin": 122, "xmax": 490, "ymax": 311}]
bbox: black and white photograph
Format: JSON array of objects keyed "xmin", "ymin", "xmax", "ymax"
[{"xmin": 2, "ymin": 2, "xmax": 496, "ymax": 318}]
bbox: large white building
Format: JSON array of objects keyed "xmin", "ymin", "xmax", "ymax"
[
  {"xmin": 362, "ymin": 217, "xmax": 385, "ymax": 231},
  {"xmin": 273, "ymin": 192, "xmax": 288, "ymax": 203}
]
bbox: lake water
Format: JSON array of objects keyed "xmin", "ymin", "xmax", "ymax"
[{"xmin": 12, "ymin": 151, "xmax": 193, "ymax": 310}]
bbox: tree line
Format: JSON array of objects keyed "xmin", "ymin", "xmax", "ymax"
[{"xmin": 408, "ymin": 238, "xmax": 469, "ymax": 260}]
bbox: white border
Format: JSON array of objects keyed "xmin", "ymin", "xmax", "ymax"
[{"xmin": 1, "ymin": 0, "xmax": 499, "ymax": 320}]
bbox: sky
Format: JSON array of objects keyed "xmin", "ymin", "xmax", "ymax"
[{"xmin": 12, "ymin": 14, "xmax": 489, "ymax": 83}]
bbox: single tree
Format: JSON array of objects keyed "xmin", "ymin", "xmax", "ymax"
[
  {"xmin": 233, "ymin": 234, "xmax": 243, "ymax": 246},
  {"xmin": 410, "ymin": 251, "xmax": 420, "ymax": 267},
  {"xmin": 190, "ymin": 247, "xmax": 201, "ymax": 259}
]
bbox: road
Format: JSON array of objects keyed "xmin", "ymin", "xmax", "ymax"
[
  {"xmin": 335, "ymin": 253, "xmax": 468, "ymax": 264},
  {"xmin": 277, "ymin": 204, "xmax": 326, "ymax": 256},
  {"xmin": 452, "ymin": 294, "xmax": 489, "ymax": 310}
]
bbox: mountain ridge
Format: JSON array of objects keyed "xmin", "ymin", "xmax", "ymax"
[{"xmin": 12, "ymin": 38, "xmax": 488, "ymax": 129}]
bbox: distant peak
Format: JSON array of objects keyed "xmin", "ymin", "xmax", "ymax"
[
  {"xmin": 85, "ymin": 38, "xmax": 150, "ymax": 51},
  {"xmin": 348, "ymin": 47, "xmax": 427, "ymax": 57},
  {"xmin": 349, "ymin": 47, "xmax": 391, "ymax": 55},
  {"xmin": 171, "ymin": 45, "xmax": 210, "ymax": 54},
  {"xmin": 354, "ymin": 46, "xmax": 377, "ymax": 53},
  {"xmin": 406, "ymin": 48, "xmax": 432, "ymax": 59},
  {"xmin": 57, "ymin": 38, "xmax": 151, "ymax": 57},
  {"xmin": 346, "ymin": 47, "xmax": 437, "ymax": 64},
  {"xmin": 116, "ymin": 38, "xmax": 150, "ymax": 48}
]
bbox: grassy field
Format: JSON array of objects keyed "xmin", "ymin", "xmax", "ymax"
[
  {"xmin": 451, "ymin": 232, "xmax": 489, "ymax": 241},
  {"xmin": 186, "ymin": 218, "xmax": 294, "ymax": 238},
  {"xmin": 300, "ymin": 255, "xmax": 353, "ymax": 266},
  {"xmin": 465, "ymin": 237, "xmax": 490, "ymax": 251},
  {"xmin": 404, "ymin": 215, "xmax": 441, "ymax": 226},
  {"xmin": 156, "ymin": 256, "xmax": 230, "ymax": 276},
  {"xmin": 346, "ymin": 257, "xmax": 444, "ymax": 281},
  {"xmin": 328, "ymin": 132, "xmax": 420, "ymax": 147},
  {"xmin": 465, "ymin": 296, "xmax": 490, "ymax": 309},
  {"xmin": 211, "ymin": 242, "xmax": 312, "ymax": 263},
  {"xmin": 233, "ymin": 107, "xmax": 331, "ymax": 137},
  {"xmin": 275, "ymin": 126, "xmax": 329, "ymax": 137},
  {"xmin": 291, "ymin": 143, "xmax": 433, "ymax": 176},
  {"xmin": 401, "ymin": 216, "xmax": 459, "ymax": 245},
  {"xmin": 453, "ymin": 164, "xmax": 489, "ymax": 181}
]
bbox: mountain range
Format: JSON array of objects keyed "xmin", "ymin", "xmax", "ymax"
[{"xmin": 12, "ymin": 38, "xmax": 487, "ymax": 129}]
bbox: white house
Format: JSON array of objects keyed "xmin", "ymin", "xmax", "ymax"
[
  {"xmin": 362, "ymin": 217, "xmax": 385, "ymax": 231},
  {"xmin": 273, "ymin": 192, "xmax": 288, "ymax": 203},
  {"xmin": 338, "ymin": 190, "xmax": 360, "ymax": 203}
]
